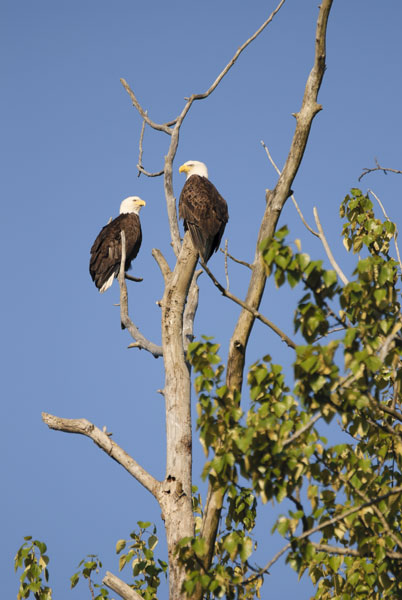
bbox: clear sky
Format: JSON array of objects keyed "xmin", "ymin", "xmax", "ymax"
[{"xmin": 2, "ymin": 1, "xmax": 402, "ymax": 598}]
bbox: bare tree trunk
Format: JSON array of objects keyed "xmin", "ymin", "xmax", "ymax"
[{"xmin": 159, "ymin": 233, "xmax": 198, "ymax": 597}]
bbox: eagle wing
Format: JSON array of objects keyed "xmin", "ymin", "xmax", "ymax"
[{"xmin": 179, "ymin": 175, "xmax": 228, "ymax": 262}]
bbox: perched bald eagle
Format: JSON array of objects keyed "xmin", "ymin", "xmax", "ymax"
[
  {"xmin": 90, "ymin": 196, "xmax": 146, "ymax": 293},
  {"xmin": 179, "ymin": 160, "xmax": 228, "ymax": 263}
]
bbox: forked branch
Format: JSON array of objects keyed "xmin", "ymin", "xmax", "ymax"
[
  {"xmin": 359, "ymin": 158, "xmax": 402, "ymax": 181},
  {"xmin": 122, "ymin": 0, "xmax": 288, "ymax": 258}
]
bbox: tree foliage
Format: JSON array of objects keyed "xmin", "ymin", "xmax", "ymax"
[
  {"xmin": 181, "ymin": 189, "xmax": 402, "ymax": 599},
  {"xmin": 14, "ymin": 537, "xmax": 52, "ymax": 600}
]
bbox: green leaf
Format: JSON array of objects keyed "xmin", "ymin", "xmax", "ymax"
[
  {"xmin": 328, "ymin": 555, "xmax": 342, "ymax": 572},
  {"xmin": 240, "ymin": 537, "xmax": 253, "ymax": 562},
  {"xmin": 323, "ymin": 270, "xmax": 337, "ymax": 286},
  {"xmin": 192, "ymin": 537, "xmax": 207, "ymax": 558},
  {"xmin": 115, "ymin": 540, "xmax": 126, "ymax": 554},
  {"xmin": 276, "ymin": 518, "xmax": 290, "ymax": 536},
  {"xmin": 148, "ymin": 535, "xmax": 158, "ymax": 551},
  {"xmin": 364, "ymin": 355, "xmax": 382, "ymax": 373}
]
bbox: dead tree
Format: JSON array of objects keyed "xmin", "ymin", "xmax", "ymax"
[{"xmin": 42, "ymin": 1, "xmax": 333, "ymax": 597}]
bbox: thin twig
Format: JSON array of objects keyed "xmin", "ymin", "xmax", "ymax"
[
  {"xmin": 118, "ymin": 231, "xmax": 163, "ymax": 357},
  {"xmin": 125, "ymin": 274, "xmax": 143, "ymax": 283},
  {"xmin": 369, "ymin": 189, "xmax": 402, "ymax": 273},
  {"xmin": 310, "ymin": 542, "xmax": 402, "ymax": 560},
  {"xmin": 313, "ymin": 207, "xmax": 349, "ymax": 285},
  {"xmin": 378, "ymin": 321, "xmax": 402, "ymax": 362},
  {"xmin": 261, "ymin": 140, "xmax": 319, "ymax": 238},
  {"xmin": 316, "ymin": 326, "xmax": 346, "ymax": 340},
  {"xmin": 137, "ymin": 166, "xmax": 164, "ymax": 178},
  {"xmin": 120, "ymin": 78, "xmax": 174, "ymax": 134},
  {"xmin": 359, "ymin": 158, "xmax": 402, "ymax": 181},
  {"xmin": 190, "ymin": 0, "xmax": 286, "ymax": 101},
  {"xmin": 137, "ymin": 115, "xmax": 146, "ymax": 177},
  {"xmin": 201, "ymin": 260, "xmax": 297, "ymax": 349},
  {"xmin": 224, "ymin": 240, "xmax": 229, "ymax": 291},
  {"xmin": 219, "ymin": 247, "xmax": 252, "ymax": 269},
  {"xmin": 283, "ymin": 413, "xmax": 321, "ymax": 447},
  {"xmin": 368, "ymin": 392, "xmax": 402, "ymax": 423}
]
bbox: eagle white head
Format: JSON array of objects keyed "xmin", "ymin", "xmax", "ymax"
[
  {"xmin": 179, "ymin": 160, "xmax": 208, "ymax": 179},
  {"xmin": 119, "ymin": 196, "xmax": 146, "ymax": 215}
]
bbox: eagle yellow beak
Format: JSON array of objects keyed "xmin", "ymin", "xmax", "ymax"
[
  {"xmin": 179, "ymin": 163, "xmax": 189, "ymax": 174},
  {"xmin": 137, "ymin": 199, "xmax": 146, "ymax": 206}
]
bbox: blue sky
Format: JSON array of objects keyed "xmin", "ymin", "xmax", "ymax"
[{"xmin": 2, "ymin": 1, "xmax": 402, "ymax": 598}]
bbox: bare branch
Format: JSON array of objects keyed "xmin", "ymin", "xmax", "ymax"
[
  {"xmin": 316, "ymin": 326, "xmax": 346, "ymax": 340},
  {"xmin": 163, "ymin": 131, "xmax": 182, "ymax": 257},
  {"xmin": 368, "ymin": 392, "xmax": 402, "ymax": 423},
  {"xmin": 137, "ymin": 166, "xmax": 165, "ymax": 178},
  {"xmin": 103, "ymin": 571, "xmax": 144, "ymax": 600},
  {"xmin": 369, "ymin": 189, "xmax": 402, "ymax": 273},
  {"xmin": 219, "ymin": 247, "xmax": 252, "ymax": 269},
  {"xmin": 42, "ymin": 412, "xmax": 161, "ymax": 498},
  {"xmin": 227, "ymin": 0, "xmax": 333, "ymax": 387},
  {"xmin": 224, "ymin": 240, "xmax": 229, "ymax": 291},
  {"xmin": 136, "ymin": 115, "xmax": 165, "ymax": 177},
  {"xmin": 378, "ymin": 321, "xmax": 402, "ymax": 362},
  {"xmin": 137, "ymin": 115, "xmax": 146, "ymax": 177},
  {"xmin": 313, "ymin": 207, "xmax": 349, "ymax": 285},
  {"xmin": 201, "ymin": 260, "xmax": 297, "ymax": 350},
  {"xmin": 118, "ymin": 231, "xmax": 163, "ymax": 357},
  {"xmin": 283, "ymin": 413, "xmax": 321, "ymax": 447},
  {"xmin": 359, "ymin": 158, "xmax": 402, "ymax": 181},
  {"xmin": 261, "ymin": 139, "xmax": 319, "ymax": 238},
  {"xmin": 124, "ymin": 3, "xmax": 288, "ymax": 261},
  {"xmin": 310, "ymin": 542, "xmax": 402, "ymax": 560},
  {"xmin": 152, "ymin": 248, "xmax": 172, "ymax": 284},
  {"xmin": 183, "ymin": 270, "xmax": 202, "ymax": 352},
  {"xmin": 120, "ymin": 78, "xmax": 174, "ymax": 133},
  {"xmin": 125, "ymin": 274, "xmax": 143, "ymax": 283},
  {"xmin": 191, "ymin": 0, "xmax": 286, "ymax": 101}
]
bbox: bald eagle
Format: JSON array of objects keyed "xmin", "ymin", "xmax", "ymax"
[
  {"xmin": 179, "ymin": 160, "xmax": 228, "ymax": 263},
  {"xmin": 90, "ymin": 196, "xmax": 146, "ymax": 293}
]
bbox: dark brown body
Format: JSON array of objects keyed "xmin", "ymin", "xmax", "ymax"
[
  {"xmin": 90, "ymin": 213, "xmax": 142, "ymax": 291},
  {"xmin": 179, "ymin": 175, "xmax": 228, "ymax": 262}
]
